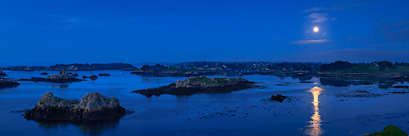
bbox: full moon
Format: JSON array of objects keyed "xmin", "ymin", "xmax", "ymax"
[{"xmin": 313, "ymin": 27, "xmax": 319, "ymax": 32}]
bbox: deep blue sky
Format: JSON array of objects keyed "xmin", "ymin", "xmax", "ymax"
[{"xmin": 1, "ymin": 0, "xmax": 408, "ymax": 64}]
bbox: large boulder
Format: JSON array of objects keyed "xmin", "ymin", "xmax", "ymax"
[
  {"xmin": 72, "ymin": 73, "xmax": 79, "ymax": 77},
  {"xmin": 24, "ymin": 92, "xmax": 125, "ymax": 122},
  {"xmin": 89, "ymin": 74, "xmax": 98, "ymax": 81},
  {"xmin": 270, "ymin": 94, "xmax": 287, "ymax": 102},
  {"xmin": 40, "ymin": 71, "xmax": 48, "ymax": 75}
]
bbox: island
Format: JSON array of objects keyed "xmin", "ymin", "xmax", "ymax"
[
  {"xmin": 0, "ymin": 78, "xmax": 20, "ymax": 88},
  {"xmin": 131, "ymin": 64, "xmax": 223, "ymax": 77},
  {"xmin": 24, "ymin": 92, "xmax": 126, "ymax": 122},
  {"xmin": 132, "ymin": 77, "xmax": 257, "ymax": 97},
  {"xmin": 18, "ymin": 70, "xmax": 82, "ymax": 83},
  {"xmin": 0, "ymin": 63, "xmax": 136, "ymax": 71}
]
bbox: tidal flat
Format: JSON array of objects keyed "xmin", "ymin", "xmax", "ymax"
[{"xmin": 1, "ymin": 70, "xmax": 408, "ymax": 136}]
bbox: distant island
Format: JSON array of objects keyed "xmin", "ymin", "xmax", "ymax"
[
  {"xmin": 132, "ymin": 77, "xmax": 257, "ymax": 97},
  {"xmin": 18, "ymin": 70, "xmax": 82, "ymax": 83},
  {"xmin": 0, "ymin": 63, "xmax": 136, "ymax": 71},
  {"xmin": 2, "ymin": 61, "xmax": 409, "ymax": 82}
]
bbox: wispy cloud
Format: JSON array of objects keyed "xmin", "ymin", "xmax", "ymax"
[
  {"xmin": 323, "ymin": 32, "xmax": 327, "ymax": 37},
  {"xmin": 308, "ymin": 13, "xmax": 328, "ymax": 23},
  {"xmin": 346, "ymin": 37, "xmax": 374, "ymax": 41},
  {"xmin": 303, "ymin": 3, "xmax": 368, "ymax": 13},
  {"xmin": 290, "ymin": 39, "xmax": 329, "ymax": 44},
  {"xmin": 376, "ymin": 21, "xmax": 409, "ymax": 41},
  {"xmin": 331, "ymin": 17, "xmax": 337, "ymax": 21},
  {"xmin": 367, "ymin": 42, "xmax": 402, "ymax": 47},
  {"xmin": 310, "ymin": 48, "xmax": 409, "ymax": 62}
]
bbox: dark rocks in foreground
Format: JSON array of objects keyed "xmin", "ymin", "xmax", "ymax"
[
  {"xmin": 0, "ymin": 78, "xmax": 20, "ymax": 88},
  {"xmin": 24, "ymin": 92, "xmax": 126, "ymax": 122},
  {"xmin": 270, "ymin": 94, "xmax": 287, "ymax": 102},
  {"xmin": 132, "ymin": 77, "xmax": 256, "ymax": 97},
  {"xmin": 72, "ymin": 73, "xmax": 78, "ymax": 77},
  {"xmin": 363, "ymin": 125, "xmax": 408, "ymax": 136}
]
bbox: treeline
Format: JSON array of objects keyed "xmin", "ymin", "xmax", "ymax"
[
  {"xmin": 140, "ymin": 64, "xmax": 169, "ymax": 71},
  {"xmin": 49, "ymin": 63, "xmax": 135, "ymax": 71},
  {"xmin": 267, "ymin": 62, "xmax": 320, "ymax": 71},
  {"xmin": 319, "ymin": 61, "xmax": 407, "ymax": 72}
]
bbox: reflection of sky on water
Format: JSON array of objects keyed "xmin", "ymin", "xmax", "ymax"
[
  {"xmin": 2, "ymin": 72, "xmax": 409, "ymax": 136},
  {"xmin": 305, "ymin": 87, "xmax": 324, "ymax": 136}
]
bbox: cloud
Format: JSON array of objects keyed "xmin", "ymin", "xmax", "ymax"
[
  {"xmin": 303, "ymin": 3, "xmax": 368, "ymax": 13},
  {"xmin": 303, "ymin": 7, "xmax": 328, "ymax": 13},
  {"xmin": 331, "ymin": 17, "xmax": 337, "ymax": 21},
  {"xmin": 346, "ymin": 37, "xmax": 374, "ymax": 41},
  {"xmin": 310, "ymin": 48, "xmax": 409, "ymax": 62},
  {"xmin": 290, "ymin": 39, "xmax": 329, "ymax": 44},
  {"xmin": 386, "ymin": 28, "xmax": 409, "ymax": 40},
  {"xmin": 367, "ymin": 42, "xmax": 402, "ymax": 47},
  {"xmin": 323, "ymin": 32, "xmax": 327, "ymax": 37},
  {"xmin": 308, "ymin": 13, "xmax": 328, "ymax": 23},
  {"xmin": 377, "ymin": 21, "xmax": 409, "ymax": 41}
]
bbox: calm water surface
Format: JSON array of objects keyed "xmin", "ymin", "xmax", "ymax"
[{"xmin": 0, "ymin": 70, "xmax": 408, "ymax": 136}]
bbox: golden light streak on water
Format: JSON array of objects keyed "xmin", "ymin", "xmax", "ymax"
[{"xmin": 305, "ymin": 86, "xmax": 324, "ymax": 136}]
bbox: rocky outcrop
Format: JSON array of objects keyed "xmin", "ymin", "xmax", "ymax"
[
  {"xmin": 270, "ymin": 94, "xmax": 287, "ymax": 102},
  {"xmin": 89, "ymin": 74, "xmax": 98, "ymax": 79},
  {"xmin": 24, "ymin": 92, "xmax": 126, "ymax": 122},
  {"xmin": 82, "ymin": 75, "xmax": 88, "ymax": 79},
  {"xmin": 72, "ymin": 73, "xmax": 79, "ymax": 77},
  {"xmin": 0, "ymin": 78, "xmax": 20, "ymax": 88},
  {"xmin": 132, "ymin": 77, "xmax": 256, "ymax": 97},
  {"xmin": 98, "ymin": 73, "xmax": 110, "ymax": 76},
  {"xmin": 24, "ymin": 67, "xmax": 33, "ymax": 71},
  {"xmin": 0, "ymin": 70, "xmax": 6, "ymax": 76},
  {"xmin": 18, "ymin": 70, "xmax": 82, "ymax": 83},
  {"xmin": 40, "ymin": 71, "xmax": 48, "ymax": 75}
]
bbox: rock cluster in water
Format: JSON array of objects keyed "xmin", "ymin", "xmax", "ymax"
[
  {"xmin": 270, "ymin": 94, "xmax": 287, "ymax": 102},
  {"xmin": 72, "ymin": 73, "xmax": 78, "ymax": 77},
  {"xmin": 98, "ymin": 73, "xmax": 110, "ymax": 76},
  {"xmin": 89, "ymin": 74, "xmax": 98, "ymax": 79},
  {"xmin": 0, "ymin": 78, "xmax": 20, "ymax": 88},
  {"xmin": 0, "ymin": 70, "xmax": 6, "ymax": 76},
  {"xmin": 19, "ymin": 70, "xmax": 82, "ymax": 83},
  {"xmin": 133, "ymin": 77, "xmax": 256, "ymax": 97},
  {"xmin": 40, "ymin": 71, "xmax": 48, "ymax": 75},
  {"xmin": 24, "ymin": 92, "xmax": 126, "ymax": 122}
]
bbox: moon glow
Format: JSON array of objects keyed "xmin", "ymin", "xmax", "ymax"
[{"xmin": 313, "ymin": 27, "xmax": 319, "ymax": 32}]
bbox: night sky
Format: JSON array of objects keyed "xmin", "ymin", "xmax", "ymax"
[{"xmin": 1, "ymin": 0, "xmax": 408, "ymax": 64}]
